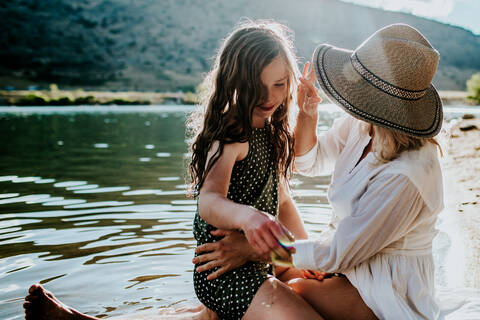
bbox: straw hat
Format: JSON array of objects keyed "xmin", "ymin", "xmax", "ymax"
[{"xmin": 313, "ymin": 23, "xmax": 443, "ymax": 137}]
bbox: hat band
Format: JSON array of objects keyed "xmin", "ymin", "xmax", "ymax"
[{"xmin": 351, "ymin": 53, "xmax": 427, "ymax": 101}]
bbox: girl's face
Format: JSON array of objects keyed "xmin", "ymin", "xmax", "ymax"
[{"xmin": 252, "ymin": 56, "xmax": 289, "ymax": 128}]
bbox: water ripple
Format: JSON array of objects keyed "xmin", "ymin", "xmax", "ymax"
[
  {"xmin": 74, "ymin": 186, "xmax": 131, "ymax": 194},
  {"xmin": 0, "ymin": 193, "xmax": 20, "ymax": 199},
  {"xmin": 54, "ymin": 181, "xmax": 88, "ymax": 188}
]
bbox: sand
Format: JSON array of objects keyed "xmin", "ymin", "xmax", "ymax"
[{"xmin": 442, "ymin": 116, "xmax": 480, "ymax": 289}]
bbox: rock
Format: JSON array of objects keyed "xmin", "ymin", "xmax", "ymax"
[
  {"xmin": 460, "ymin": 125, "xmax": 478, "ymax": 131},
  {"xmin": 462, "ymin": 114, "xmax": 476, "ymax": 120}
]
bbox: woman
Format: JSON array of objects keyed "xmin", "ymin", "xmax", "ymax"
[
  {"xmin": 197, "ymin": 23, "xmax": 444, "ymax": 319},
  {"xmin": 289, "ymin": 23, "xmax": 443, "ymax": 319}
]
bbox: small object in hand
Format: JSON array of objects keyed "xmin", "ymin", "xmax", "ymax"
[{"xmin": 270, "ymin": 236, "xmax": 295, "ymax": 267}]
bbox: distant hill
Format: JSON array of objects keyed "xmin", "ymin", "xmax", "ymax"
[{"xmin": 1, "ymin": 0, "xmax": 479, "ymax": 91}]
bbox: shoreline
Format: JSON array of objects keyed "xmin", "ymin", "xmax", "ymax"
[
  {"xmin": 0, "ymin": 89, "xmax": 472, "ymax": 107},
  {"xmin": 0, "ymin": 89, "xmax": 198, "ymax": 106},
  {"xmin": 441, "ymin": 117, "xmax": 480, "ymax": 288}
]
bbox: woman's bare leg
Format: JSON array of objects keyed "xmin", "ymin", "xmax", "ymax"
[
  {"xmin": 243, "ymin": 277, "xmax": 323, "ymax": 320},
  {"xmin": 287, "ymin": 276, "xmax": 377, "ymax": 320}
]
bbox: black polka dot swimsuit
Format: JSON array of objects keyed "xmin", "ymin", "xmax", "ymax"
[{"xmin": 193, "ymin": 126, "xmax": 279, "ymax": 320}]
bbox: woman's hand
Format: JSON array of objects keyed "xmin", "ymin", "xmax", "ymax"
[
  {"xmin": 241, "ymin": 208, "xmax": 294, "ymax": 258},
  {"xmin": 303, "ymin": 269, "xmax": 330, "ymax": 281},
  {"xmin": 193, "ymin": 229, "xmax": 269, "ymax": 280},
  {"xmin": 297, "ymin": 62, "xmax": 322, "ymax": 117}
]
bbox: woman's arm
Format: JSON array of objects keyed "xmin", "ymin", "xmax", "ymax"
[
  {"xmin": 294, "ymin": 62, "xmax": 353, "ymax": 176},
  {"xmin": 295, "ymin": 62, "xmax": 321, "ymax": 156},
  {"xmin": 198, "ymin": 141, "xmax": 288, "ymax": 256},
  {"xmin": 292, "ymin": 174, "xmax": 428, "ymax": 272},
  {"xmin": 193, "ymin": 229, "xmax": 267, "ymax": 280}
]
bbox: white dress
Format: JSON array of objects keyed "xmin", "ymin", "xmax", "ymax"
[{"xmin": 292, "ymin": 115, "xmax": 444, "ymax": 319}]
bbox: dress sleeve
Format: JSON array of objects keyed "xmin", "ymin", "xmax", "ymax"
[
  {"xmin": 292, "ymin": 174, "xmax": 427, "ymax": 272},
  {"xmin": 294, "ymin": 115, "xmax": 354, "ymax": 176}
]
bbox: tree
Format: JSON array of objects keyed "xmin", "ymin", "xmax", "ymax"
[{"xmin": 466, "ymin": 73, "xmax": 480, "ymax": 105}]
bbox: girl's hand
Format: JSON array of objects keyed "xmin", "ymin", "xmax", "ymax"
[
  {"xmin": 297, "ymin": 62, "xmax": 322, "ymax": 117},
  {"xmin": 303, "ymin": 269, "xmax": 330, "ymax": 281},
  {"xmin": 193, "ymin": 229, "xmax": 268, "ymax": 280},
  {"xmin": 241, "ymin": 208, "xmax": 294, "ymax": 258}
]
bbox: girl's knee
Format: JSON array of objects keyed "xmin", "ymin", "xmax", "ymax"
[
  {"xmin": 286, "ymin": 278, "xmax": 311, "ymax": 294},
  {"xmin": 287, "ymin": 277, "xmax": 333, "ymax": 297}
]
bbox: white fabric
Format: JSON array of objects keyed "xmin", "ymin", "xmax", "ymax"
[{"xmin": 292, "ymin": 115, "xmax": 447, "ymax": 319}]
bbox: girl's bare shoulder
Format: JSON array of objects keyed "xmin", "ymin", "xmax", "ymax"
[{"xmin": 208, "ymin": 141, "xmax": 249, "ymax": 163}]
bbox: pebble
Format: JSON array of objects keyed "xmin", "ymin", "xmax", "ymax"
[
  {"xmin": 459, "ymin": 125, "xmax": 477, "ymax": 131},
  {"xmin": 462, "ymin": 114, "xmax": 475, "ymax": 120}
]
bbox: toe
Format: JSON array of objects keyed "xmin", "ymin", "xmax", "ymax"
[
  {"xmin": 25, "ymin": 294, "xmax": 38, "ymax": 302},
  {"xmin": 28, "ymin": 283, "xmax": 42, "ymax": 294},
  {"xmin": 25, "ymin": 310, "xmax": 34, "ymax": 320},
  {"xmin": 45, "ymin": 290, "xmax": 54, "ymax": 299},
  {"xmin": 24, "ymin": 303, "xmax": 34, "ymax": 319}
]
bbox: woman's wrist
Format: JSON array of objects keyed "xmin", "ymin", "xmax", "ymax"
[{"xmin": 297, "ymin": 109, "xmax": 318, "ymax": 121}]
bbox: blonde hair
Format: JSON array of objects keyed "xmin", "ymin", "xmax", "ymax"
[{"xmin": 372, "ymin": 124, "xmax": 442, "ymax": 163}]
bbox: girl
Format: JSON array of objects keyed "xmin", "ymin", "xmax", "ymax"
[{"xmin": 187, "ymin": 20, "xmax": 324, "ymax": 320}]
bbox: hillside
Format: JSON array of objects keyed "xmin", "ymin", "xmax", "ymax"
[{"xmin": 1, "ymin": 0, "xmax": 479, "ymax": 91}]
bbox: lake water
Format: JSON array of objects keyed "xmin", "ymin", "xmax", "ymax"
[{"xmin": 0, "ymin": 104, "xmax": 473, "ymax": 319}]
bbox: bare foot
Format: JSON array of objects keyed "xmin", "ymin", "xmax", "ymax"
[
  {"xmin": 23, "ymin": 284, "xmax": 98, "ymax": 320},
  {"xmin": 23, "ymin": 283, "xmax": 219, "ymax": 320}
]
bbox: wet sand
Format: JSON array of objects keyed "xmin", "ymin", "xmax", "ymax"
[{"xmin": 442, "ymin": 116, "xmax": 480, "ymax": 288}]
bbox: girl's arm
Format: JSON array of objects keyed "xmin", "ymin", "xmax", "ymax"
[
  {"xmin": 198, "ymin": 141, "xmax": 288, "ymax": 256},
  {"xmin": 194, "ymin": 179, "xmax": 309, "ymax": 281},
  {"xmin": 277, "ymin": 179, "xmax": 308, "ymax": 240},
  {"xmin": 274, "ymin": 179, "xmax": 308, "ymax": 280}
]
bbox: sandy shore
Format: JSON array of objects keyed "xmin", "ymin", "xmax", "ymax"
[{"xmin": 442, "ymin": 116, "xmax": 480, "ymax": 288}]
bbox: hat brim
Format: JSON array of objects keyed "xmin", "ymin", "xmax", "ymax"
[{"xmin": 312, "ymin": 44, "xmax": 443, "ymax": 138}]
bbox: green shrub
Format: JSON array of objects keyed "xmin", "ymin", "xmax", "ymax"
[
  {"xmin": 100, "ymin": 98, "xmax": 151, "ymax": 105},
  {"xmin": 74, "ymin": 96, "xmax": 97, "ymax": 105},
  {"xmin": 50, "ymin": 97, "xmax": 73, "ymax": 105},
  {"xmin": 16, "ymin": 94, "xmax": 47, "ymax": 106},
  {"xmin": 183, "ymin": 92, "xmax": 199, "ymax": 104},
  {"xmin": 466, "ymin": 73, "xmax": 480, "ymax": 105}
]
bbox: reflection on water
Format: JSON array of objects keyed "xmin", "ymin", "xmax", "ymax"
[
  {"xmin": 0, "ymin": 105, "xmax": 459, "ymax": 319},
  {"xmin": 0, "ymin": 107, "xmax": 336, "ymax": 319}
]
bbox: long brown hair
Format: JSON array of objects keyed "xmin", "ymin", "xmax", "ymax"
[{"xmin": 187, "ymin": 20, "xmax": 299, "ymax": 196}]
